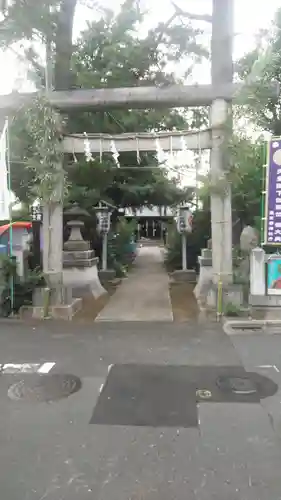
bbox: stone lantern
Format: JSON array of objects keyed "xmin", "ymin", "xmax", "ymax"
[
  {"xmin": 176, "ymin": 205, "xmax": 193, "ymax": 271},
  {"xmin": 62, "ymin": 203, "xmax": 106, "ymax": 299},
  {"xmin": 64, "ymin": 203, "xmax": 90, "ymax": 251},
  {"xmin": 171, "ymin": 205, "xmax": 196, "ymax": 283}
]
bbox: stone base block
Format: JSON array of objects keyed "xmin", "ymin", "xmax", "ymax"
[
  {"xmin": 207, "ymin": 283, "xmax": 243, "ymax": 309},
  {"xmin": 98, "ymin": 269, "xmax": 116, "ymax": 283},
  {"xmin": 171, "ymin": 269, "xmax": 197, "ymax": 283},
  {"xmin": 64, "ymin": 240, "xmax": 90, "ymax": 251},
  {"xmin": 249, "ymin": 294, "xmax": 281, "ymax": 307},
  {"xmin": 63, "ymin": 251, "xmax": 96, "ymax": 268},
  {"xmin": 249, "ymin": 307, "xmax": 281, "ymax": 321},
  {"xmin": 63, "ymin": 249, "xmax": 94, "ymax": 261},
  {"xmin": 20, "ymin": 298, "xmax": 82, "ymax": 321},
  {"xmin": 33, "ymin": 286, "xmax": 73, "ymax": 307}
]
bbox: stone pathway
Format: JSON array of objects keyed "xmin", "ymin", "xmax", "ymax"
[{"xmin": 95, "ymin": 245, "xmax": 173, "ymax": 322}]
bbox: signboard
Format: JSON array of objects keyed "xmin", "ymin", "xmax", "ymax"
[
  {"xmin": 98, "ymin": 212, "xmax": 111, "ymax": 233},
  {"xmin": 176, "ymin": 209, "xmax": 193, "ymax": 234},
  {"xmin": 267, "ymin": 256, "xmax": 281, "ymax": 295},
  {"xmin": 264, "ymin": 138, "xmax": 281, "ymax": 245},
  {"xmin": 184, "ymin": 210, "xmax": 193, "ymax": 233}
]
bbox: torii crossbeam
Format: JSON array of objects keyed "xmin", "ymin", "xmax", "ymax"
[{"xmin": 0, "ymin": 82, "xmax": 278, "ymax": 112}]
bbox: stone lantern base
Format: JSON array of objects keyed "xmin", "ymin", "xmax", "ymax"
[{"xmin": 63, "ymin": 252, "xmax": 106, "ymax": 298}]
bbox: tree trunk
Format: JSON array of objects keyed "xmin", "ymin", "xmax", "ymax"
[{"xmin": 54, "ymin": 0, "xmax": 77, "ymax": 90}]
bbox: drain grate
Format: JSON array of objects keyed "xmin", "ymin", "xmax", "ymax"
[
  {"xmin": 240, "ymin": 326, "xmax": 263, "ymax": 331},
  {"xmin": 8, "ymin": 374, "xmax": 82, "ymax": 402},
  {"xmin": 224, "ymin": 320, "xmax": 281, "ymax": 335},
  {"xmin": 231, "ymin": 324, "xmax": 263, "ymax": 333},
  {"xmin": 216, "ymin": 376, "xmax": 257, "ymax": 395}
]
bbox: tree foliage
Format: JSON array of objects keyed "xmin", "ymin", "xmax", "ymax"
[
  {"xmin": 236, "ymin": 7, "xmax": 281, "ymax": 135},
  {"xmin": 228, "ymin": 137, "xmax": 264, "ymax": 229},
  {"xmin": 4, "ymin": 0, "xmax": 208, "ymax": 209},
  {"xmin": 0, "ymin": 0, "xmax": 77, "ymax": 89}
]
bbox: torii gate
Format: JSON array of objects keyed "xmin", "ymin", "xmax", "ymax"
[{"xmin": 0, "ymin": 0, "xmax": 278, "ymax": 303}]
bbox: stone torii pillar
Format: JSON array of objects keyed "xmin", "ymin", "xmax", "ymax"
[{"xmin": 210, "ymin": 0, "xmax": 233, "ymax": 285}]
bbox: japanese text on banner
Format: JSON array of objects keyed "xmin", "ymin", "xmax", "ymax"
[{"xmin": 265, "ymin": 139, "xmax": 281, "ymax": 244}]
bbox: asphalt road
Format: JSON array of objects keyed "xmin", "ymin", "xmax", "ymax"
[{"xmin": 0, "ymin": 320, "xmax": 281, "ymax": 499}]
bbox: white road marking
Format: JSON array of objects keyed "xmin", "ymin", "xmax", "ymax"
[
  {"xmin": 258, "ymin": 365, "xmax": 280, "ymax": 373},
  {"xmin": 196, "ymin": 389, "xmax": 212, "ymax": 399},
  {"xmin": 37, "ymin": 362, "xmax": 56, "ymax": 374},
  {"xmin": 98, "ymin": 364, "xmax": 113, "ymax": 393},
  {"xmin": 2, "ymin": 363, "xmax": 40, "ymax": 374},
  {"xmin": 0, "ymin": 362, "xmax": 56, "ymax": 374}
]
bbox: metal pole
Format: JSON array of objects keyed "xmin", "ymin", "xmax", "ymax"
[
  {"xmin": 182, "ymin": 233, "xmax": 187, "ymax": 270},
  {"xmin": 6, "ymin": 118, "xmax": 14, "ymax": 311},
  {"xmin": 195, "ymin": 153, "xmax": 200, "ymax": 210},
  {"xmin": 102, "ymin": 233, "xmax": 107, "ymax": 270},
  {"xmin": 32, "ymin": 219, "xmax": 42, "ymax": 270}
]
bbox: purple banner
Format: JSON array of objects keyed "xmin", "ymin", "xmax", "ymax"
[{"xmin": 265, "ymin": 138, "xmax": 281, "ymax": 244}]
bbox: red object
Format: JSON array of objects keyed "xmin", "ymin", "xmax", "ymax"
[{"xmin": 0, "ymin": 221, "xmax": 32, "ymax": 238}]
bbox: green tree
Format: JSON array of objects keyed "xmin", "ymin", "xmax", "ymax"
[
  {"xmin": 0, "ymin": 0, "xmax": 77, "ymax": 90},
  {"xmin": 6, "ymin": 0, "xmax": 208, "ymax": 208},
  {"xmin": 199, "ymin": 135, "xmax": 264, "ymax": 234},
  {"xmin": 236, "ymin": 7, "xmax": 281, "ymax": 135},
  {"xmin": 228, "ymin": 136, "xmax": 264, "ymax": 229}
]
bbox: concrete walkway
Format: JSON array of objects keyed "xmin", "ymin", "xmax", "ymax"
[{"xmin": 95, "ymin": 245, "xmax": 173, "ymax": 322}]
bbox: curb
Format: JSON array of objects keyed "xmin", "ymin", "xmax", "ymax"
[{"xmin": 0, "ymin": 317, "xmax": 25, "ymax": 324}]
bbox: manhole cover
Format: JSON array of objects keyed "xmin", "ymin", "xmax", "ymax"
[
  {"xmin": 216, "ymin": 376, "xmax": 257, "ymax": 394},
  {"xmin": 8, "ymin": 374, "xmax": 82, "ymax": 402}
]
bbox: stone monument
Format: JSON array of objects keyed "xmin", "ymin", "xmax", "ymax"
[
  {"xmin": 193, "ymin": 242, "xmax": 213, "ymax": 308},
  {"xmin": 240, "ymin": 225, "xmax": 259, "ymax": 252},
  {"xmin": 236, "ymin": 225, "xmax": 259, "ymax": 285},
  {"xmin": 195, "ymin": 237, "xmax": 243, "ymax": 311}
]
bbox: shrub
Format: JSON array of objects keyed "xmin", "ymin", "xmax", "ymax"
[
  {"xmin": 0, "ymin": 255, "xmax": 44, "ymax": 316},
  {"xmin": 108, "ymin": 218, "xmax": 137, "ymax": 272},
  {"xmin": 165, "ymin": 229, "xmax": 182, "ymax": 271}
]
